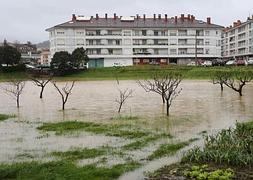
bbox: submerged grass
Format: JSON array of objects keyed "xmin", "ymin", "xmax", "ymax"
[
  {"xmin": 122, "ymin": 136, "xmax": 161, "ymax": 151},
  {"xmin": 51, "ymin": 147, "xmax": 107, "ymax": 161},
  {"xmin": 0, "ymin": 160, "xmax": 140, "ymax": 180},
  {"xmin": 37, "ymin": 121, "xmax": 152, "ymax": 139},
  {"xmin": 147, "ymin": 138, "xmax": 198, "ymax": 161},
  {"xmin": 0, "ymin": 114, "xmax": 15, "ymax": 121}
]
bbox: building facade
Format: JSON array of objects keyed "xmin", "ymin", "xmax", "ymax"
[
  {"xmin": 222, "ymin": 17, "xmax": 253, "ymax": 61},
  {"xmin": 47, "ymin": 14, "xmax": 223, "ymax": 68},
  {"xmin": 38, "ymin": 49, "xmax": 50, "ymax": 65}
]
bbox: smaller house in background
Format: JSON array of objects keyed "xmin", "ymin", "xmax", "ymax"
[{"xmin": 38, "ymin": 49, "xmax": 50, "ymax": 65}]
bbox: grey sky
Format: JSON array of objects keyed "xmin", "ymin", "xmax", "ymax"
[{"xmin": 0, "ymin": 0, "xmax": 253, "ymax": 43}]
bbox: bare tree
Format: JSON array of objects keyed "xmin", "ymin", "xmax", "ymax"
[
  {"xmin": 52, "ymin": 81, "xmax": 75, "ymax": 110},
  {"xmin": 0, "ymin": 79, "xmax": 25, "ymax": 108},
  {"xmin": 115, "ymin": 88, "xmax": 133, "ymax": 113},
  {"xmin": 31, "ymin": 76, "xmax": 52, "ymax": 98},
  {"xmin": 212, "ymin": 71, "xmax": 229, "ymax": 91},
  {"xmin": 138, "ymin": 73, "xmax": 182, "ymax": 116},
  {"xmin": 223, "ymin": 72, "xmax": 252, "ymax": 96}
]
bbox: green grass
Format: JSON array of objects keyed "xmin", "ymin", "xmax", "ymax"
[
  {"xmin": 37, "ymin": 121, "xmax": 152, "ymax": 139},
  {"xmin": 110, "ymin": 115, "xmax": 139, "ymax": 121},
  {"xmin": 51, "ymin": 147, "xmax": 107, "ymax": 161},
  {"xmin": 183, "ymin": 121, "xmax": 253, "ymax": 167},
  {"xmin": 147, "ymin": 139, "xmax": 196, "ymax": 160},
  {"xmin": 122, "ymin": 136, "xmax": 162, "ymax": 151},
  {"xmin": 0, "ymin": 114, "xmax": 15, "ymax": 121},
  {"xmin": 0, "ymin": 160, "xmax": 140, "ymax": 180},
  {"xmin": 1, "ymin": 66, "xmax": 253, "ymax": 82},
  {"xmin": 0, "ymin": 71, "xmax": 27, "ymax": 82}
]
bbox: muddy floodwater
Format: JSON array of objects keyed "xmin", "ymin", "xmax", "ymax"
[{"xmin": 0, "ymin": 80, "xmax": 253, "ymax": 178}]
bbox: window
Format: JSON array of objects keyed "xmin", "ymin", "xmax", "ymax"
[
  {"xmin": 205, "ymin": 31, "xmax": 210, "ymax": 36},
  {"xmin": 108, "ymin": 49, "xmax": 113, "ymax": 55},
  {"xmin": 123, "ymin": 30, "xmax": 131, "ymax": 36},
  {"xmin": 76, "ymin": 31, "xmax": 84, "ymax": 35},
  {"xmin": 170, "ymin": 49, "xmax": 177, "ymax": 55},
  {"xmin": 170, "ymin": 30, "xmax": 177, "ymax": 36},
  {"xmin": 142, "ymin": 30, "xmax": 147, "ymax": 36},
  {"xmin": 57, "ymin": 31, "xmax": 64, "ymax": 35},
  {"xmin": 96, "ymin": 30, "xmax": 101, "ymax": 35},
  {"xmin": 116, "ymin": 40, "xmax": 120, "ymax": 45},
  {"xmin": 205, "ymin": 39, "xmax": 210, "ymax": 45},
  {"xmin": 154, "ymin": 31, "xmax": 159, "ymax": 36},
  {"xmin": 96, "ymin": 49, "xmax": 101, "ymax": 54},
  {"xmin": 205, "ymin": 49, "xmax": 210, "ymax": 54},
  {"xmin": 107, "ymin": 30, "xmax": 112, "ymax": 35}
]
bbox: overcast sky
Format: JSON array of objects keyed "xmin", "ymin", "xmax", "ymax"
[{"xmin": 1, "ymin": 0, "xmax": 253, "ymax": 44}]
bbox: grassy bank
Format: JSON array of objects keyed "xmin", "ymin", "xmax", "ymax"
[
  {"xmin": 0, "ymin": 114, "xmax": 15, "ymax": 122},
  {"xmin": 0, "ymin": 161, "xmax": 140, "ymax": 180},
  {"xmin": 1, "ymin": 66, "xmax": 253, "ymax": 82},
  {"xmin": 148, "ymin": 120, "xmax": 253, "ymax": 179}
]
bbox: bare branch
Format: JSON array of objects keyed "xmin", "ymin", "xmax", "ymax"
[
  {"xmin": 52, "ymin": 81, "xmax": 75, "ymax": 110},
  {"xmin": 115, "ymin": 88, "xmax": 133, "ymax": 113},
  {"xmin": 0, "ymin": 79, "xmax": 26, "ymax": 108},
  {"xmin": 138, "ymin": 73, "xmax": 182, "ymax": 116}
]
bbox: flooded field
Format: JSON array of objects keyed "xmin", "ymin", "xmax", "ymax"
[{"xmin": 0, "ymin": 80, "xmax": 253, "ymax": 179}]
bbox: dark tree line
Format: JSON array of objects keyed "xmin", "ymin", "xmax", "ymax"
[
  {"xmin": 0, "ymin": 45, "xmax": 21, "ymax": 67},
  {"xmin": 51, "ymin": 47, "xmax": 89, "ymax": 75}
]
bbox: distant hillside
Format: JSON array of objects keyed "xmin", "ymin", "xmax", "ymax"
[{"xmin": 36, "ymin": 40, "xmax": 49, "ymax": 49}]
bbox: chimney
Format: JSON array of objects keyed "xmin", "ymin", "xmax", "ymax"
[
  {"xmin": 105, "ymin": 13, "xmax": 108, "ymax": 19},
  {"xmin": 114, "ymin": 13, "xmax": 117, "ymax": 20},
  {"xmin": 191, "ymin": 15, "xmax": 195, "ymax": 21},
  {"xmin": 207, "ymin": 17, "xmax": 211, "ymax": 24},
  {"xmin": 72, "ymin": 14, "xmax": 76, "ymax": 21},
  {"xmin": 158, "ymin": 14, "xmax": 161, "ymax": 19},
  {"xmin": 237, "ymin": 20, "xmax": 241, "ymax": 25},
  {"xmin": 143, "ymin": 14, "xmax": 146, "ymax": 21},
  {"xmin": 175, "ymin": 16, "xmax": 178, "ymax": 24},
  {"xmin": 153, "ymin": 14, "xmax": 156, "ymax": 20},
  {"xmin": 187, "ymin": 14, "xmax": 191, "ymax": 20},
  {"xmin": 136, "ymin": 14, "xmax": 139, "ymax": 20},
  {"xmin": 165, "ymin": 14, "xmax": 168, "ymax": 21},
  {"xmin": 233, "ymin": 22, "xmax": 237, "ymax": 27},
  {"xmin": 181, "ymin": 14, "xmax": 185, "ymax": 22},
  {"xmin": 96, "ymin": 14, "xmax": 99, "ymax": 20}
]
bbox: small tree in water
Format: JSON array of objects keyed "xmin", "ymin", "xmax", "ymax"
[
  {"xmin": 115, "ymin": 88, "xmax": 133, "ymax": 113},
  {"xmin": 212, "ymin": 70, "xmax": 252, "ymax": 96},
  {"xmin": 223, "ymin": 71, "xmax": 252, "ymax": 96},
  {"xmin": 0, "ymin": 79, "xmax": 25, "ymax": 108},
  {"xmin": 31, "ymin": 76, "xmax": 52, "ymax": 99},
  {"xmin": 52, "ymin": 81, "xmax": 75, "ymax": 110},
  {"xmin": 212, "ymin": 71, "xmax": 229, "ymax": 91},
  {"xmin": 138, "ymin": 72, "xmax": 182, "ymax": 116}
]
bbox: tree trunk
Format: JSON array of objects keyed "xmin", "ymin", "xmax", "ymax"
[
  {"xmin": 220, "ymin": 83, "xmax": 224, "ymax": 91},
  {"xmin": 166, "ymin": 99, "xmax": 170, "ymax": 116},
  {"xmin": 238, "ymin": 89, "xmax": 243, "ymax": 96},
  {"xmin": 162, "ymin": 94, "xmax": 165, "ymax": 104},
  {"xmin": 17, "ymin": 96, "xmax": 20, "ymax": 108},
  {"xmin": 118, "ymin": 103, "xmax": 123, "ymax": 113},
  {"xmin": 62, "ymin": 102, "xmax": 65, "ymax": 110},
  {"xmin": 40, "ymin": 86, "xmax": 44, "ymax": 99}
]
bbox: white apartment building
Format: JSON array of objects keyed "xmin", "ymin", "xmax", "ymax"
[
  {"xmin": 222, "ymin": 17, "xmax": 253, "ymax": 60},
  {"xmin": 46, "ymin": 14, "xmax": 223, "ymax": 68}
]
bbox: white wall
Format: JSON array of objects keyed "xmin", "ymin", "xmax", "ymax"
[{"xmin": 104, "ymin": 58, "xmax": 133, "ymax": 67}]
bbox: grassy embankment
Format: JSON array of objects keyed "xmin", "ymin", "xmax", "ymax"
[
  {"xmin": 0, "ymin": 117, "xmax": 197, "ymax": 179},
  {"xmin": 149, "ymin": 121, "xmax": 253, "ymax": 179},
  {"xmin": 1, "ymin": 66, "xmax": 253, "ymax": 82},
  {"xmin": 0, "ymin": 114, "xmax": 15, "ymax": 122}
]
